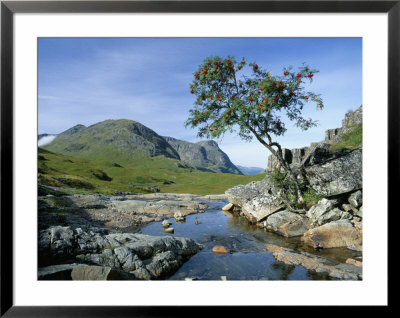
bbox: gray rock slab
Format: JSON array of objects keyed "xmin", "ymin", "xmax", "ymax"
[{"xmin": 306, "ymin": 149, "xmax": 362, "ymax": 196}]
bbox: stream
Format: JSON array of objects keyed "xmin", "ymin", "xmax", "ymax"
[{"xmin": 137, "ymin": 200, "xmax": 359, "ymax": 280}]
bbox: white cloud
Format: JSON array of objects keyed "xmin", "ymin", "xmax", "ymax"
[{"xmin": 38, "ymin": 135, "xmax": 56, "ymax": 146}]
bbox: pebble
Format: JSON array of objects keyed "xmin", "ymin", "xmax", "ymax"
[{"xmin": 212, "ymin": 245, "xmax": 228, "ymax": 254}]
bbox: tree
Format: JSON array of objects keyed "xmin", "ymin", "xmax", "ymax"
[{"xmin": 185, "ymin": 56, "xmax": 324, "ymax": 208}]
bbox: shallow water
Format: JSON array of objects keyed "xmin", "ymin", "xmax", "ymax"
[{"xmin": 138, "ymin": 200, "xmax": 359, "ymax": 280}]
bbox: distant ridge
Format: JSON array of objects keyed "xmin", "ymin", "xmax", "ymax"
[
  {"xmin": 163, "ymin": 136, "xmax": 243, "ymax": 175},
  {"xmin": 41, "ymin": 119, "xmax": 242, "ymax": 175},
  {"xmin": 236, "ymin": 165, "xmax": 265, "ymax": 176}
]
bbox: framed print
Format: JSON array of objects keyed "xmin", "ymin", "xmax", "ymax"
[{"xmin": 1, "ymin": 0, "xmax": 395, "ymax": 316}]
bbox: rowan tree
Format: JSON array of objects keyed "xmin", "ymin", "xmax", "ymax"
[{"xmin": 185, "ymin": 56, "xmax": 324, "ymax": 207}]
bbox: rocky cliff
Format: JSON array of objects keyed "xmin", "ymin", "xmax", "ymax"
[
  {"xmin": 163, "ymin": 137, "xmax": 242, "ymax": 175},
  {"xmin": 267, "ymin": 105, "xmax": 362, "ymax": 172},
  {"xmin": 225, "ymin": 106, "xmax": 363, "ymax": 252}
]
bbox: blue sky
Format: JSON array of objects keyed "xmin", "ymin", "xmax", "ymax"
[{"xmin": 38, "ymin": 38, "xmax": 362, "ymax": 168}]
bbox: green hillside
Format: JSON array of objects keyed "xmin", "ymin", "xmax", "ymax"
[
  {"xmin": 43, "ymin": 119, "xmax": 180, "ymax": 162},
  {"xmin": 38, "ymin": 148, "xmax": 266, "ymax": 195}
]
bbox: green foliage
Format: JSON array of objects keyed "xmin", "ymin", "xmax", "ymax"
[
  {"xmin": 302, "ymin": 189, "xmax": 323, "ymax": 209},
  {"xmin": 185, "ymin": 56, "xmax": 324, "ymax": 141},
  {"xmin": 268, "ymin": 169, "xmax": 323, "ymax": 210},
  {"xmin": 329, "ymin": 124, "xmax": 362, "ymax": 153},
  {"xmin": 268, "ymin": 168, "xmax": 299, "ymax": 205},
  {"xmin": 38, "ymin": 147, "xmax": 266, "ymax": 195}
]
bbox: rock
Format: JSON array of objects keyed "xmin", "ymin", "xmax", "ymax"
[
  {"xmin": 267, "ymin": 148, "xmax": 297, "ymax": 171},
  {"xmin": 263, "ymin": 211, "xmax": 310, "ymax": 237},
  {"xmin": 301, "ymin": 219, "xmax": 362, "ymax": 249},
  {"xmin": 164, "ymin": 227, "xmax": 174, "ymax": 234},
  {"xmin": 306, "ymin": 149, "xmax": 362, "ymax": 196},
  {"xmin": 315, "ymin": 208, "xmax": 352, "ymax": 226},
  {"xmin": 38, "ymin": 264, "xmax": 82, "ymax": 280},
  {"xmin": 145, "ymin": 251, "xmax": 180, "ymax": 278},
  {"xmin": 109, "ymin": 196, "xmax": 209, "ymax": 219},
  {"xmin": 222, "ymin": 203, "xmax": 234, "ymax": 211},
  {"xmin": 39, "ymin": 226, "xmax": 202, "ymax": 280},
  {"xmin": 203, "ymin": 194, "xmax": 228, "ymax": 200},
  {"xmin": 356, "ymin": 205, "xmax": 363, "ymax": 217},
  {"xmin": 341, "ymin": 203, "xmax": 353, "ymax": 212},
  {"xmin": 162, "ymin": 220, "xmax": 171, "ymax": 228},
  {"xmin": 212, "ymin": 245, "xmax": 228, "ymax": 254},
  {"xmin": 348, "ymin": 190, "xmax": 362, "ymax": 208},
  {"xmin": 342, "ymin": 106, "xmax": 363, "ymax": 128},
  {"xmin": 302, "ymin": 143, "xmax": 336, "ymax": 167},
  {"xmin": 306, "ymin": 198, "xmax": 339, "ymax": 222},
  {"xmin": 265, "ymin": 106, "xmax": 362, "ymax": 174},
  {"xmin": 325, "ymin": 128, "xmax": 342, "ymax": 143},
  {"xmin": 291, "ymin": 148, "xmax": 308, "ymax": 167},
  {"xmin": 225, "ymin": 177, "xmax": 284, "ymax": 223},
  {"xmin": 266, "ymin": 244, "xmax": 362, "ymax": 280},
  {"xmin": 324, "ymin": 106, "xmax": 362, "ymax": 143},
  {"xmin": 346, "ymin": 258, "xmax": 362, "ymax": 267},
  {"xmin": 71, "ymin": 265, "xmax": 137, "ymax": 280},
  {"xmin": 47, "ymin": 226, "xmax": 75, "ymax": 249},
  {"xmin": 174, "ymin": 211, "xmax": 186, "ymax": 222}
]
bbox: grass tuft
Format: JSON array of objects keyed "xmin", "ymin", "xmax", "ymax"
[{"xmin": 329, "ymin": 124, "xmax": 362, "ymax": 153}]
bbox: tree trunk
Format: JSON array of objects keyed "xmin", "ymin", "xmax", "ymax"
[{"xmin": 247, "ymin": 126, "xmax": 304, "ymax": 203}]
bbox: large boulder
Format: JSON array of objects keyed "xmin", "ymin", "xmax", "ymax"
[
  {"xmin": 301, "ymin": 143, "xmax": 351, "ymax": 168},
  {"xmin": 38, "ymin": 264, "xmax": 140, "ymax": 280},
  {"xmin": 225, "ymin": 177, "xmax": 283, "ymax": 223},
  {"xmin": 71, "ymin": 265, "xmax": 138, "ymax": 280},
  {"xmin": 38, "ymin": 226, "xmax": 202, "ymax": 280},
  {"xmin": 305, "ymin": 149, "xmax": 362, "ymax": 196},
  {"xmin": 301, "ymin": 219, "xmax": 362, "ymax": 248},
  {"xmin": 263, "ymin": 211, "xmax": 310, "ymax": 237}
]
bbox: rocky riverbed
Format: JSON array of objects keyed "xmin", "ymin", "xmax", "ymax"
[
  {"xmin": 38, "ymin": 190, "xmax": 226, "ymax": 280},
  {"xmin": 38, "ymin": 188, "xmax": 362, "ymax": 281},
  {"xmin": 38, "ymin": 190, "xmax": 225, "ymax": 232}
]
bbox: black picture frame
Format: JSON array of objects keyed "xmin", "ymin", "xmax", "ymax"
[{"xmin": 1, "ymin": 0, "xmax": 395, "ymax": 316}]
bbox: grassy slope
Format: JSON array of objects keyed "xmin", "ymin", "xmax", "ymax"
[
  {"xmin": 329, "ymin": 124, "xmax": 362, "ymax": 153},
  {"xmin": 38, "ymin": 148, "xmax": 266, "ymax": 195}
]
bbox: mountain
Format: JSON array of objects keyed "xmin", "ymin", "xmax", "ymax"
[
  {"xmin": 42, "ymin": 119, "xmax": 242, "ymax": 175},
  {"xmin": 236, "ymin": 165, "xmax": 265, "ymax": 176},
  {"xmin": 163, "ymin": 136, "xmax": 243, "ymax": 175},
  {"xmin": 43, "ymin": 119, "xmax": 180, "ymax": 162}
]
